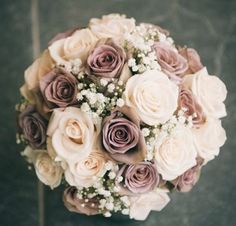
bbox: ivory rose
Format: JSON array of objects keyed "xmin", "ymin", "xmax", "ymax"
[
  {"xmin": 155, "ymin": 125, "xmax": 198, "ymax": 180},
  {"xmin": 47, "ymin": 107, "xmax": 95, "ymax": 162},
  {"xmin": 129, "ymin": 189, "xmax": 170, "ymax": 220},
  {"xmin": 64, "ymin": 148, "xmax": 107, "ymax": 187},
  {"xmin": 192, "ymin": 117, "xmax": 226, "ymax": 163},
  {"xmin": 49, "ymin": 28, "xmax": 98, "ymax": 65},
  {"xmin": 183, "ymin": 67, "xmax": 227, "ymax": 118},
  {"xmin": 123, "ymin": 70, "xmax": 179, "ymax": 125},
  {"xmin": 89, "ymin": 14, "xmax": 136, "ymax": 39},
  {"xmin": 35, "ymin": 152, "xmax": 63, "ymax": 189}
]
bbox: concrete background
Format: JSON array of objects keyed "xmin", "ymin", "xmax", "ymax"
[{"xmin": 0, "ymin": 0, "xmax": 235, "ymax": 226}]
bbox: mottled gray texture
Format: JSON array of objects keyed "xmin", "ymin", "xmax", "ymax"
[{"xmin": 0, "ymin": 0, "xmax": 236, "ymax": 226}]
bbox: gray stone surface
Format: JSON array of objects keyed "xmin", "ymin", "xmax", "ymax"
[{"xmin": 0, "ymin": 0, "xmax": 236, "ymax": 226}]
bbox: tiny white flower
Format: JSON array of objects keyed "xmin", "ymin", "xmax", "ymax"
[
  {"xmin": 121, "ymin": 209, "xmax": 129, "ymax": 215},
  {"xmin": 107, "ymin": 83, "xmax": 115, "ymax": 93},
  {"xmin": 100, "ymin": 79, "xmax": 108, "ymax": 86},
  {"xmin": 108, "ymin": 171, "xmax": 116, "ymax": 180},
  {"xmin": 116, "ymin": 98, "xmax": 125, "ymax": 107},
  {"xmin": 105, "ymin": 202, "xmax": 114, "ymax": 211},
  {"xmin": 104, "ymin": 211, "xmax": 112, "ymax": 217},
  {"xmin": 81, "ymin": 103, "xmax": 90, "ymax": 112},
  {"xmin": 142, "ymin": 128, "xmax": 150, "ymax": 137}
]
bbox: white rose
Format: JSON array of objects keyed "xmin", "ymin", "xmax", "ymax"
[
  {"xmin": 35, "ymin": 152, "xmax": 63, "ymax": 189},
  {"xmin": 183, "ymin": 67, "xmax": 227, "ymax": 118},
  {"xmin": 192, "ymin": 117, "xmax": 226, "ymax": 164},
  {"xmin": 155, "ymin": 125, "xmax": 198, "ymax": 180},
  {"xmin": 123, "ymin": 70, "xmax": 179, "ymax": 125},
  {"xmin": 129, "ymin": 189, "xmax": 170, "ymax": 220},
  {"xmin": 49, "ymin": 28, "xmax": 98, "ymax": 65},
  {"xmin": 47, "ymin": 107, "xmax": 96, "ymax": 163},
  {"xmin": 65, "ymin": 148, "xmax": 108, "ymax": 187},
  {"xmin": 89, "ymin": 14, "xmax": 136, "ymax": 39}
]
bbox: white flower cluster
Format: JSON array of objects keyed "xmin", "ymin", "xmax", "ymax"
[
  {"xmin": 143, "ymin": 108, "xmax": 194, "ymax": 161},
  {"xmin": 125, "ymin": 25, "xmax": 173, "ymax": 74},
  {"xmin": 75, "ymin": 161, "xmax": 130, "ymax": 217},
  {"xmin": 76, "ymin": 73, "xmax": 125, "ymax": 118}
]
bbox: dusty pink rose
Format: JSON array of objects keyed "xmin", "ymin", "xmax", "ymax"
[
  {"xmin": 63, "ymin": 187, "xmax": 99, "ymax": 215},
  {"xmin": 179, "ymin": 47, "xmax": 203, "ymax": 75},
  {"xmin": 153, "ymin": 42, "xmax": 188, "ymax": 82},
  {"xmin": 172, "ymin": 159, "xmax": 203, "ymax": 192},
  {"xmin": 18, "ymin": 105, "xmax": 47, "ymax": 149},
  {"xmin": 39, "ymin": 68, "xmax": 78, "ymax": 110},
  {"xmin": 102, "ymin": 107, "xmax": 146, "ymax": 164},
  {"xmin": 86, "ymin": 39, "xmax": 126, "ymax": 79},
  {"xmin": 117, "ymin": 162, "xmax": 159, "ymax": 194},
  {"xmin": 179, "ymin": 87, "xmax": 206, "ymax": 126}
]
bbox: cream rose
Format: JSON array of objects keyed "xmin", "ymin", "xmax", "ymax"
[
  {"xmin": 47, "ymin": 107, "xmax": 95, "ymax": 163},
  {"xmin": 155, "ymin": 125, "xmax": 198, "ymax": 180},
  {"xmin": 89, "ymin": 14, "xmax": 136, "ymax": 39},
  {"xmin": 35, "ymin": 152, "xmax": 63, "ymax": 189},
  {"xmin": 183, "ymin": 67, "xmax": 227, "ymax": 118},
  {"xmin": 129, "ymin": 189, "xmax": 170, "ymax": 220},
  {"xmin": 192, "ymin": 117, "xmax": 226, "ymax": 163},
  {"xmin": 49, "ymin": 28, "xmax": 98, "ymax": 65},
  {"xmin": 65, "ymin": 148, "xmax": 108, "ymax": 187},
  {"xmin": 20, "ymin": 50, "xmax": 55, "ymax": 103},
  {"xmin": 123, "ymin": 70, "xmax": 179, "ymax": 125}
]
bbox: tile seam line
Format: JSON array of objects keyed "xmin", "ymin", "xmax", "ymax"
[{"xmin": 30, "ymin": 1, "xmax": 44, "ymax": 226}]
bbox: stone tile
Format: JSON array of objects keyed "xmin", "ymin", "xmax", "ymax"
[{"xmin": 0, "ymin": 0, "xmax": 38, "ymax": 226}]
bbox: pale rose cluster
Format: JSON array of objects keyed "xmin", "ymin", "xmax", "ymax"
[{"xmin": 17, "ymin": 14, "xmax": 227, "ymax": 221}]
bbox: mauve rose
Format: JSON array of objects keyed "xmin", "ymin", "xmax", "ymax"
[
  {"xmin": 179, "ymin": 87, "xmax": 206, "ymax": 126},
  {"xmin": 86, "ymin": 39, "xmax": 126, "ymax": 79},
  {"xmin": 19, "ymin": 105, "xmax": 47, "ymax": 149},
  {"xmin": 153, "ymin": 42, "xmax": 188, "ymax": 82},
  {"xmin": 39, "ymin": 68, "xmax": 78, "ymax": 110},
  {"xmin": 63, "ymin": 187, "xmax": 99, "ymax": 215},
  {"xmin": 172, "ymin": 159, "xmax": 203, "ymax": 192},
  {"xmin": 102, "ymin": 108, "xmax": 146, "ymax": 164},
  {"xmin": 179, "ymin": 47, "xmax": 203, "ymax": 75},
  {"xmin": 117, "ymin": 162, "xmax": 159, "ymax": 194}
]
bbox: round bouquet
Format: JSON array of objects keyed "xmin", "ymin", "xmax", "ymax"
[{"xmin": 16, "ymin": 14, "xmax": 227, "ymax": 220}]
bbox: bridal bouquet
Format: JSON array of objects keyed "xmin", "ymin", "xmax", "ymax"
[{"xmin": 16, "ymin": 14, "xmax": 227, "ymax": 220}]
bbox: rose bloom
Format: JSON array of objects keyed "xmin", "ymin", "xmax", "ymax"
[
  {"xmin": 117, "ymin": 162, "xmax": 159, "ymax": 194},
  {"xmin": 48, "ymin": 27, "xmax": 79, "ymax": 46},
  {"xmin": 129, "ymin": 189, "xmax": 170, "ymax": 220},
  {"xmin": 47, "ymin": 107, "xmax": 95, "ymax": 162},
  {"xmin": 179, "ymin": 47, "xmax": 203, "ymax": 75},
  {"xmin": 192, "ymin": 117, "xmax": 226, "ymax": 164},
  {"xmin": 19, "ymin": 105, "xmax": 47, "ymax": 149},
  {"xmin": 102, "ymin": 108, "xmax": 146, "ymax": 164},
  {"xmin": 39, "ymin": 68, "xmax": 78, "ymax": 110},
  {"xmin": 179, "ymin": 87, "xmax": 206, "ymax": 126},
  {"xmin": 89, "ymin": 14, "xmax": 136, "ymax": 39},
  {"xmin": 153, "ymin": 42, "xmax": 188, "ymax": 82},
  {"xmin": 63, "ymin": 187, "xmax": 100, "ymax": 215},
  {"xmin": 172, "ymin": 159, "xmax": 203, "ymax": 192},
  {"xmin": 86, "ymin": 39, "xmax": 126, "ymax": 80},
  {"xmin": 49, "ymin": 28, "xmax": 98, "ymax": 65},
  {"xmin": 35, "ymin": 152, "xmax": 63, "ymax": 189},
  {"xmin": 183, "ymin": 67, "xmax": 227, "ymax": 118},
  {"xmin": 155, "ymin": 125, "xmax": 198, "ymax": 180},
  {"xmin": 64, "ymin": 148, "xmax": 107, "ymax": 187},
  {"xmin": 124, "ymin": 70, "xmax": 179, "ymax": 126}
]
